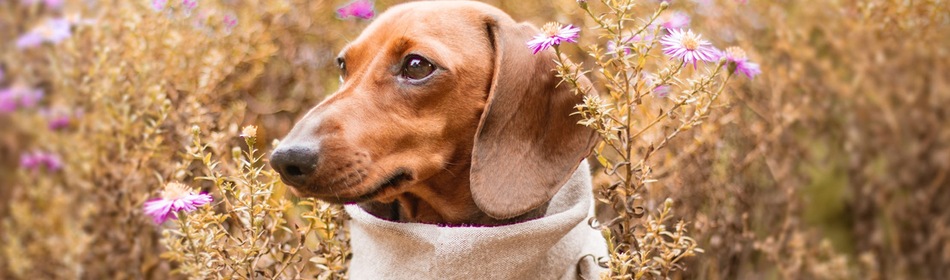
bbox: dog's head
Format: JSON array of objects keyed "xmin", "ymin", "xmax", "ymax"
[{"xmin": 271, "ymin": 1, "xmax": 596, "ymax": 222}]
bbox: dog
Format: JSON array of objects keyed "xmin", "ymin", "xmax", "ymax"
[
  {"xmin": 271, "ymin": 2, "xmax": 608, "ymax": 278},
  {"xmin": 271, "ymin": 1, "xmax": 597, "ymax": 226}
]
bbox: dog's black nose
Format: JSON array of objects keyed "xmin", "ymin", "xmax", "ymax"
[{"xmin": 270, "ymin": 146, "xmax": 319, "ymax": 187}]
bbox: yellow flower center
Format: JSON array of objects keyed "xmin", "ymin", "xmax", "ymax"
[
  {"xmin": 162, "ymin": 182, "xmax": 195, "ymax": 200},
  {"xmin": 542, "ymin": 22, "xmax": 563, "ymax": 37},
  {"xmin": 682, "ymin": 35, "xmax": 699, "ymax": 51},
  {"xmin": 725, "ymin": 46, "xmax": 747, "ymax": 60}
]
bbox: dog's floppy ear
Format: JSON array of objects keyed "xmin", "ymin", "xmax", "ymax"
[{"xmin": 470, "ymin": 16, "xmax": 598, "ymax": 220}]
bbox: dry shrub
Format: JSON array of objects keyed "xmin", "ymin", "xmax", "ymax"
[
  {"xmin": 1, "ymin": 0, "xmax": 366, "ymax": 278},
  {"xmin": 0, "ymin": 0, "xmax": 947, "ymax": 279}
]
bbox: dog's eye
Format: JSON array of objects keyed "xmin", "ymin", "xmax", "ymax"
[
  {"xmin": 401, "ymin": 55, "xmax": 435, "ymax": 81},
  {"xmin": 337, "ymin": 57, "xmax": 347, "ymax": 79}
]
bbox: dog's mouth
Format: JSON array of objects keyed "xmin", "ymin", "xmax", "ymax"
[
  {"xmin": 353, "ymin": 168, "xmax": 413, "ymax": 202},
  {"xmin": 309, "ymin": 168, "xmax": 413, "ymax": 204}
]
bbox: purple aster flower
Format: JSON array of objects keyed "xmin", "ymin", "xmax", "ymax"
[
  {"xmin": 42, "ymin": 18, "xmax": 72, "ymax": 44},
  {"xmin": 48, "ymin": 115, "xmax": 71, "ymax": 130},
  {"xmin": 16, "ymin": 33, "xmax": 44, "ymax": 49},
  {"xmin": 42, "ymin": 107, "xmax": 80, "ymax": 130},
  {"xmin": 660, "ymin": 29, "xmax": 719, "ymax": 68},
  {"xmin": 18, "ymin": 87, "xmax": 44, "ymax": 108},
  {"xmin": 642, "ymin": 72, "xmax": 672, "ymax": 98},
  {"xmin": 43, "ymin": 0, "xmax": 63, "ymax": 9},
  {"xmin": 43, "ymin": 153, "xmax": 63, "ymax": 170},
  {"xmin": 223, "ymin": 14, "xmax": 238, "ymax": 32},
  {"xmin": 653, "ymin": 85, "xmax": 672, "ymax": 98},
  {"xmin": 20, "ymin": 151, "xmax": 63, "ymax": 172},
  {"xmin": 16, "ymin": 18, "xmax": 73, "ymax": 49},
  {"xmin": 337, "ymin": 0, "xmax": 375, "ymax": 20},
  {"xmin": 143, "ymin": 182, "xmax": 213, "ymax": 224},
  {"xmin": 19, "ymin": 153, "xmax": 41, "ymax": 170},
  {"xmin": 720, "ymin": 46, "xmax": 761, "ymax": 79},
  {"xmin": 0, "ymin": 86, "xmax": 43, "ymax": 112},
  {"xmin": 151, "ymin": 0, "xmax": 167, "ymax": 12},
  {"xmin": 660, "ymin": 11, "xmax": 690, "ymax": 30},
  {"xmin": 182, "ymin": 0, "xmax": 197, "ymax": 10},
  {"xmin": 0, "ymin": 90, "xmax": 16, "ymax": 113},
  {"xmin": 527, "ymin": 22, "xmax": 581, "ymax": 54}
]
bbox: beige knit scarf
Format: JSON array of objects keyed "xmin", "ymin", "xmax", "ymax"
[{"xmin": 345, "ymin": 160, "xmax": 608, "ymax": 279}]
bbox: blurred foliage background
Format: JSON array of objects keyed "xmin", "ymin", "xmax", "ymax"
[{"xmin": 0, "ymin": 0, "xmax": 948, "ymax": 279}]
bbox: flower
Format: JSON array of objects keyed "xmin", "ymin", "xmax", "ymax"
[
  {"xmin": 151, "ymin": 0, "xmax": 167, "ymax": 11},
  {"xmin": 16, "ymin": 33, "xmax": 45, "ymax": 49},
  {"xmin": 653, "ymin": 85, "xmax": 672, "ymax": 98},
  {"xmin": 22, "ymin": 0, "xmax": 63, "ymax": 9},
  {"xmin": 44, "ymin": 0, "xmax": 63, "ymax": 9},
  {"xmin": 241, "ymin": 125, "xmax": 258, "ymax": 138},
  {"xmin": 15, "ymin": 18, "xmax": 73, "ymax": 49},
  {"xmin": 20, "ymin": 151, "xmax": 63, "ymax": 172},
  {"xmin": 336, "ymin": 0, "xmax": 375, "ymax": 20},
  {"xmin": 719, "ymin": 46, "xmax": 761, "ymax": 79},
  {"xmin": 660, "ymin": 11, "xmax": 690, "ymax": 30},
  {"xmin": 660, "ymin": 29, "xmax": 719, "ymax": 68},
  {"xmin": 42, "ymin": 107, "xmax": 82, "ymax": 130},
  {"xmin": 0, "ymin": 92, "xmax": 16, "ymax": 113},
  {"xmin": 223, "ymin": 14, "xmax": 238, "ymax": 32},
  {"xmin": 643, "ymin": 72, "xmax": 672, "ymax": 98},
  {"xmin": 182, "ymin": 0, "xmax": 197, "ymax": 11},
  {"xmin": 143, "ymin": 182, "xmax": 213, "ymax": 224},
  {"xmin": 527, "ymin": 22, "xmax": 581, "ymax": 54},
  {"xmin": 0, "ymin": 86, "xmax": 44, "ymax": 113}
]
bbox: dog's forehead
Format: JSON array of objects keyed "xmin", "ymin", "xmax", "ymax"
[{"xmin": 342, "ymin": 2, "xmax": 506, "ymax": 55}]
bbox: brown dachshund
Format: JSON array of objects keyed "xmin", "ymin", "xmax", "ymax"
[{"xmin": 271, "ymin": 1, "xmax": 597, "ymax": 226}]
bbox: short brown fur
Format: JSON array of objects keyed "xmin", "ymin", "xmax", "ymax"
[{"xmin": 273, "ymin": 1, "xmax": 596, "ymax": 225}]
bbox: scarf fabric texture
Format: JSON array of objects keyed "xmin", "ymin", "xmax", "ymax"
[{"xmin": 345, "ymin": 160, "xmax": 608, "ymax": 279}]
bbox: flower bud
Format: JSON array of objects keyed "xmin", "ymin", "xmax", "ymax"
[{"xmin": 241, "ymin": 125, "xmax": 258, "ymax": 138}]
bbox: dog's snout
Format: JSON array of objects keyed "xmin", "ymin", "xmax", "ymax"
[{"xmin": 270, "ymin": 146, "xmax": 319, "ymax": 187}]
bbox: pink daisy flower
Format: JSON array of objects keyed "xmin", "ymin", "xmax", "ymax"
[
  {"xmin": 337, "ymin": 0, "xmax": 375, "ymax": 20},
  {"xmin": 660, "ymin": 11, "xmax": 690, "ymax": 30},
  {"xmin": 642, "ymin": 72, "xmax": 672, "ymax": 98},
  {"xmin": 143, "ymin": 182, "xmax": 213, "ymax": 224},
  {"xmin": 653, "ymin": 85, "xmax": 672, "ymax": 98},
  {"xmin": 182, "ymin": 0, "xmax": 197, "ymax": 11},
  {"xmin": 0, "ymin": 86, "xmax": 44, "ymax": 113},
  {"xmin": 15, "ymin": 18, "xmax": 73, "ymax": 49},
  {"xmin": 42, "ymin": 107, "xmax": 82, "ymax": 130},
  {"xmin": 719, "ymin": 46, "xmax": 761, "ymax": 79},
  {"xmin": 660, "ymin": 29, "xmax": 718, "ymax": 68},
  {"xmin": 20, "ymin": 151, "xmax": 63, "ymax": 172},
  {"xmin": 44, "ymin": 0, "xmax": 63, "ymax": 9},
  {"xmin": 527, "ymin": 22, "xmax": 581, "ymax": 54},
  {"xmin": 16, "ymin": 33, "xmax": 46, "ymax": 50},
  {"xmin": 0, "ymin": 92, "xmax": 16, "ymax": 113},
  {"xmin": 223, "ymin": 14, "xmax": 238, "ymax": 32},
  {"xmin": 151, "ymin": 0, "xmax": 167, "ymax": 12}
]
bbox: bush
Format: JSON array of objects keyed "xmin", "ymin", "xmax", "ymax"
[{"xmin": 1, "ymin": 0, "xmax": 947, "ymax": 279}]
